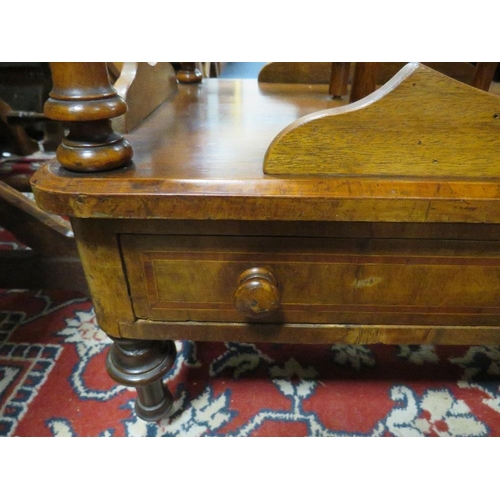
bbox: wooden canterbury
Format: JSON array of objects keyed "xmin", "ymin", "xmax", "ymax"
[{"xmin": 32, "ymin": 62, "xmax": 500, "ymax": 422}]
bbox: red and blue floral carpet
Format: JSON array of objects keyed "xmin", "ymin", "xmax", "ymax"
[{"xmin": 3, "ymin": 272, "xmax": 500, "ymax": 436}]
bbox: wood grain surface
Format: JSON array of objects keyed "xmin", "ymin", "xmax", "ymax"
[
  {"xmin": 264, "ymin": 63, "xmax": 500, "ymax": 176},
  {"xmin": 112, "ymin": 62, "xmax": 178, "ymax": 133},
  {"xmin": 119, "ymin": 320, "xmax": 500, "ymax": 345},
  {"xmin": 120, "ymin": 233, "xmax": 500, "ymax": 326},
  {"xmin": 70, "ymin": 218, "xmax": 135, "ymax": 335},
  {"xmin": 31, "ymin": 67, "xmax": 500, "ymax": 223},
  {"xmin": 62, "ymin": 217, "xmax": 500, "ymax": 344}
]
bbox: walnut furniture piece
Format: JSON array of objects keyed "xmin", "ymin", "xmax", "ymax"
[{"xmin": 32, "ymin": 62, "xmax": 500, "ymax": 422}]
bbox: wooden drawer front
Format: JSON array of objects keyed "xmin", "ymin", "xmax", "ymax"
[{"xmin": 120, "ymin": 235, "xmax": 500, "ymax": 326}]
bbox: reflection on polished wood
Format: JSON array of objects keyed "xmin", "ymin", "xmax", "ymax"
[{"xmin": 33, "ymin": 70, "xmax": 500, "ymax": 224}]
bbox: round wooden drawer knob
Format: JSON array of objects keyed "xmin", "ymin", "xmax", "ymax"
[{"xmin": 234, "ymin": 267, "xmax": 281, "ymax": 319}]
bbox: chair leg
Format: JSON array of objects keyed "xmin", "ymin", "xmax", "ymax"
[
  {"xmin": 329, "ymin": 62, "xmax": 350, "ymax": 99},
  {"xmin": 350, "ymin": 62, "xmax": 379, "ymax": 103},
  {"xmin": 472, "ymin": 62, "xmax": 498, "ymax": 91}
]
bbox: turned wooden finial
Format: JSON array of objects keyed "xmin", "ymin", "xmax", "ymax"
[
  {"xmin": 44, "ymin": 62, "xmax": 133, "ymax": 173},
  {"xmin": 176, "ymin": 62, "xmax": 203, "ymax": 83}
]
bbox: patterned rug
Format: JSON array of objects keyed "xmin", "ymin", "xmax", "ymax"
[{"xmin": 2, "ymin": 228, "xmax": 500, "ymax": 436}]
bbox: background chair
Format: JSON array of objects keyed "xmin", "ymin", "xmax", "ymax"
[{"xmin": 258, "ymin": 62, "xmax": 499, "ymax": 101}]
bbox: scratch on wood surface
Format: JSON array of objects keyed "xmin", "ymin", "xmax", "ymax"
[{"xmin": 353, "ymin": 276, "xmax": 382, "ymax": 289}]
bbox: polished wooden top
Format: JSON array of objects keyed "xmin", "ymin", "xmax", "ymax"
[{"xmin": 32, "ymin": 76, "xmax": 500, "ymax": 223}]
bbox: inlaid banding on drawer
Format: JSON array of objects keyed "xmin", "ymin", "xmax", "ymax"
[
  {"xmin": 120, "ymin": 234, "xmax": 500, "ymax": 325},
  {"xmin": 145, "ymin": 250, "xmax": 500, "ymax": 266}
]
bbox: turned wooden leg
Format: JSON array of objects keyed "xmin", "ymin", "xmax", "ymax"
[
  {"xmin": 177, "ymin": 63, "xmax": 203, "ymax": 83},
  {"xmin": 106, "ymin": 338, "xmax": 177, "ymax": 421}
]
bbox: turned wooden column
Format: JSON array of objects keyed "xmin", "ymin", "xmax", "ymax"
[
  {"xmin": 44, "ymin": 62, "xmax": 133, "ymax": 172},
  {"xmin": 177, "ymin": 63, "xmax": 203, "ymax": 83},
  {"xmin": 106, "ymin": 338, "xmax": 177, "ymax": 421}
]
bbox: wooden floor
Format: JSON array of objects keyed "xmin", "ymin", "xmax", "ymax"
[{"xmin": 490, "ymin": 81, "xmax": 500, "ymax": 94}]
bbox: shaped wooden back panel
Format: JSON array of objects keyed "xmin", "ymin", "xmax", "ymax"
[{"xmin": 264, "ymin": 63, "xmax": 500, "ymax": 178}]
